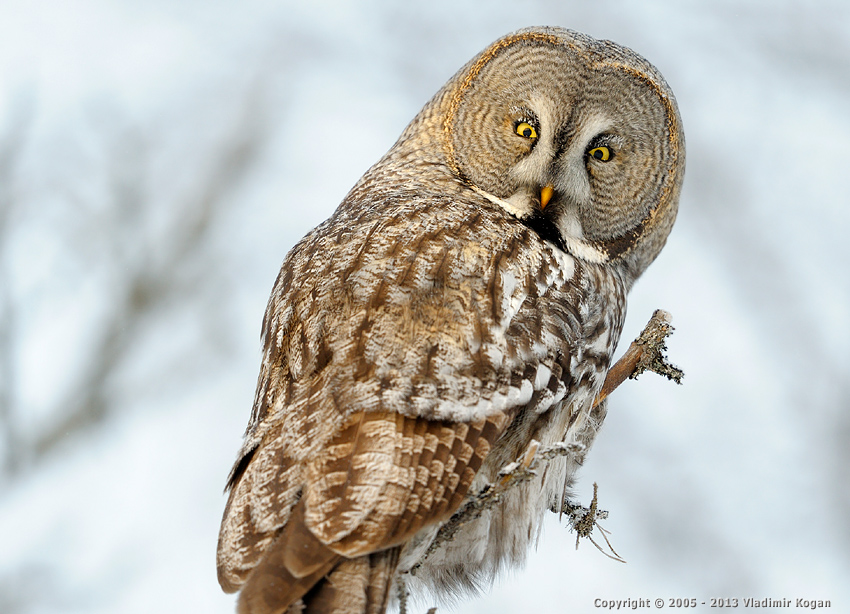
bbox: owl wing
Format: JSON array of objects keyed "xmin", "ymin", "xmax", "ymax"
[
  {"xmin": 234, "ymin": 409, "xmax": 510, "ymax": 613},
  {"xmin": 217, "ymin": 197, "xmax": 582, "ymax": 611}
]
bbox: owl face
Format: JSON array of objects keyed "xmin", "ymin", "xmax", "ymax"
[{"xmin": 445, "ymin": 29, "xmax": 684, "ymax": 277}]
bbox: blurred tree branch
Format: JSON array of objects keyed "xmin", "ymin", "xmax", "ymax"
[
  {"xmin": 33, "ymin": 104, "xmax": 266, "ymax": 462},
  {"xmin": 0, "ymin": 87, "xmax": 270, "ymax": 477},
  {"xmin": 0, "ymin": 96, "xmax": 34, "ymax": 476}
]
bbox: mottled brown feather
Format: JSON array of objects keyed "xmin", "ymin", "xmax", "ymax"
[
  {"xmin": 236, "ymin": 410, "xmax": 510, "ymax": 614},
  {"xmin": 300, "ymin": 549, "xmax": 400, "ymax": 614},
  {"xmin": 237, "ymin": 501, "xmax": 340, "ymax": 614},
  {"xmin": 306, "ymin": 410, "xmax": 509, "ymax": 556}
]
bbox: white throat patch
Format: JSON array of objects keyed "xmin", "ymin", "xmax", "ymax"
[{"xmin": 471, "ymin": 185, "xmax": 610, "ymax": 264}]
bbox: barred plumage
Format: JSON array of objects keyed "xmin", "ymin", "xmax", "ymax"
[{"xmin": 218, "ymin": 26, "xmax": 684, "ymax": 614}]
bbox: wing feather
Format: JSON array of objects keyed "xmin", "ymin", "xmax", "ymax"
[
  {"xmin": 304, "ymin": 410, "xmax": 509, "ymax": 557},
  {"xmin": 233, "ymin": 409, "xmax": 509, "ymax": 614}
]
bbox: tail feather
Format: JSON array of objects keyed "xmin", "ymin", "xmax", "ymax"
[
  {"xmin": 237, "ymin": 498, "xmax": 401, "ymax": 614},
  {"xmin": 300, "ymin": 548, "xmax": 400, "ymax": 614},
  {"xmin": 364, "ymin": 548, "xmax": 400, "ymax": 614},
  {"xmin": 237, "ymin": 502, "xmax": 340, "ymax": 614}
]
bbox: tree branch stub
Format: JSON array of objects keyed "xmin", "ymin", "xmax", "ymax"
[{"xmin": 594, "ymin": 309, "xmax": 684, "ymax": 409}]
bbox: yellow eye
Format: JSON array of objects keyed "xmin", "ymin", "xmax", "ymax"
[
  {"xmin": 588, "ymin": 146, "xmax": 613, "ymax": 162},
  {"xmin": 515, "ymin": 122, "xmax": 537, "ymax": 139}
]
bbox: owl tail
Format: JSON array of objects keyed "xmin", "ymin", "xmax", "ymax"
[
  {"xmin": 292, "ymin": 548, "xmax": 400, "ymax": 614},
  {"xmin": 237, "ymin": 499, "xmax": 400, "ymax": 614}
]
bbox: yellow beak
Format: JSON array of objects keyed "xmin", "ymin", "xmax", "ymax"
[{"xmin": 540, "ymin": 184, "xmax": 555, "ymax": 210}]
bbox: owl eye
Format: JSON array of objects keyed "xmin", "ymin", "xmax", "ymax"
[
  {"xmin": 588, "ymin": 146, "xmax": 613, "ymax": 162},
  {"xmin": 515, "ymin": 122, "xmax": 537, "ymax": 139}
]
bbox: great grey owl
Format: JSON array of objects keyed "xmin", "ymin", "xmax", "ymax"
[{"xmin": 217, "ymin": 26, "xmax": 685, "ymax": 614}]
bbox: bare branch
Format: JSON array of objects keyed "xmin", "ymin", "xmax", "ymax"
[
  {"xmin": 395, "ymin": 576, "xmax": 437, "ymax": 614},
  {"xmin": 408, "ymin": 439, "xmax": 584, "ymax": 575},
  {"xmin": 396, "ymin": 577, "xmax": 409, "ymax": 614},
  {"xmin": 554, "ymin": 482, "xmax": 625, "ymax": 563},
  {"xmin": 594, "ymin": 309, "xmax": 684, "ymax": 409}
]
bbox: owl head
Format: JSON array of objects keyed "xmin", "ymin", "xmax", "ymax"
[{"xmin": 383, "ymin": 27, "xmax": 685, "ymax": 286}]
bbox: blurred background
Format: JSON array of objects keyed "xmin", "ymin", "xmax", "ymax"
[{"xmin": 1, "ymin": 1, "xmax": 848, "ymax": 612}]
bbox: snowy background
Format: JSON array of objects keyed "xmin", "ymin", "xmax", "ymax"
[{"xmin": 1, "ymin": 1, "xmax": 848, "ymax": 612}]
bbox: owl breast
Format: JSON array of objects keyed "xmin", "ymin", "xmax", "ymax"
[{"xmin": 393, "ymin": 220, "xmax": 628, "ymax": 598}]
